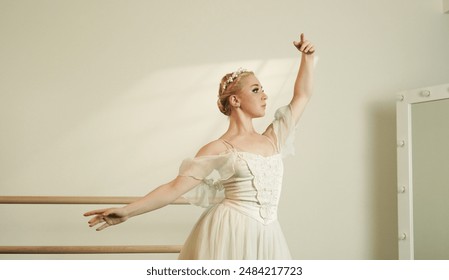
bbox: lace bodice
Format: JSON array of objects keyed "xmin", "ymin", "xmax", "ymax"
[
  {"xmin": 179, "ymin": 151, "xmax": 283, "ymax": 224},
  {"xmin": 230, "ymin": 152, "xmax": 283, "ymax": 224}
]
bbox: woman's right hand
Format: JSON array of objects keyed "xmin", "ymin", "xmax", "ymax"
[
  {"xmin": 83, "ymin": 207, "xmax": 129, "ymax": 231},
  {"xmin": 293, "ymin": 33, "xmax": 315, "ymax": 55}
]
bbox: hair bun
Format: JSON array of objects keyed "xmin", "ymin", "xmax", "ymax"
[
  {"xmin": 217, "ymin": 98, "xmax": 230, "ymax": 116},
  {"xmin": 216, "ymin": 69, "xmax": 253, "ymax": 116}
]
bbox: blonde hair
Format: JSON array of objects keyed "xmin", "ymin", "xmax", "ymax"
[{"xmin": 217, "ymin": 69, "xmax": 254, "ymax": 116}]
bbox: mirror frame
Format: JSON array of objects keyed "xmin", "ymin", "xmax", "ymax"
[{"xmin": 396, "ymin": 83, "xmax": 449, "ymax": 259}]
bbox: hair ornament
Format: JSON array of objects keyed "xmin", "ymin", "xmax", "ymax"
[{"xmin": 221, "ymin": 67, "xmax": 250, "ymax": 92}]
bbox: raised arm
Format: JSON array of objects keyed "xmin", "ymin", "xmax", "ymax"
[{"xmin": 290, "ymin": 33, "xmax": 315, "ymax": 123}]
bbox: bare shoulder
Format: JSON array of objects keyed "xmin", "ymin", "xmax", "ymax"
[{"xmin": 195, "ymin": 139, "xmax": 227, "ymax": 157}]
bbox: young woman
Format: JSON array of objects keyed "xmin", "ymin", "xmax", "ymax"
[{"xmin": 84, "ymin": 33, "xmax": 315, "ymax": 259}]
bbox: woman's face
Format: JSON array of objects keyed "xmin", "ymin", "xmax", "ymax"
[{"xmin": 235, "ymin": 74, "xmax": 268, "ymax": 118}]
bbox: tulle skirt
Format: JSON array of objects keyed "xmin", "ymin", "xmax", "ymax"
[{"xmin": 178, "ymin": 202, "xmax": 292, "ymax": 260}]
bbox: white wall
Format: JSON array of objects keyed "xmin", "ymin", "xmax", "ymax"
[{"xmin": 1, "ymin": 0, "xmax": 448, "ymax": 260}]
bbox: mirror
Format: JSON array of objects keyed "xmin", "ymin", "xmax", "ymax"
[{"xmin": 396, "ymin": 83, "xmax": 449, "ymax": 259}]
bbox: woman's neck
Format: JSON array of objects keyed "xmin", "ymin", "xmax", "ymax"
[{"xmin": 225, "ymin": 114, "xmax": 258, "ymax": 136}]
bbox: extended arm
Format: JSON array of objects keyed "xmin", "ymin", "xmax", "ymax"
[
  {"xmin": 83, "ymin": 141, "xmax": 227, "ymax": 231},
  {"xmin": 290, "ymin": 33, "xmax": 315, "ymax": 123},
  {"xmin": 84, "ymin": 175, "xmax": 201, "ymax": 231},
  {"xmin": 124, "ymin": 176, "xmax": 200, "ymax": 216}
]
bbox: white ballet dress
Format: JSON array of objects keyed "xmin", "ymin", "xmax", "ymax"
[{"xmin": 177, "ymin": 105, "xmax": 296, "ymax": 260}]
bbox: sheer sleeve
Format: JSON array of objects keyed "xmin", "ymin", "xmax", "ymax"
[
  {"xmin": 178, "ymin": 153, "xmax": 235, "ymax": 207},
  {"xmin": 271, "ymin": 104, "xmax": 298, "ymax": 158}
]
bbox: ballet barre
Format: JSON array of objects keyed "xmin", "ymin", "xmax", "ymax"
[
  {"xmin": 0, "ymin": 196, "xmax": 190, "ymax": 205},
  {"xmin": 0, "ymin": 195, "xmax": 191, "ymax": 254},
  {"xmin": 0, "ymin": 245, "xmax": 182, "ymax": 254}
]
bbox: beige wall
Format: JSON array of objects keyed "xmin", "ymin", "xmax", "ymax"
[{"xmin": 1, "ymin": 0, "xmax": 448, "ymax": 259}]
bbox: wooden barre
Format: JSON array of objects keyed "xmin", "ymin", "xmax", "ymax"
[
  {"xmin": 0, "ymin": 245, "xmax": 182, "ymax": 254},
  {"xmin": 0, "ymin": 196, "xmax": 190, "ymax": 205}
]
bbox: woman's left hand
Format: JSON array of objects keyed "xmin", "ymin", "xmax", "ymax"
[{"xmin": 293, "ymin": 33, "xmax": 315, "ymax": 54}]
